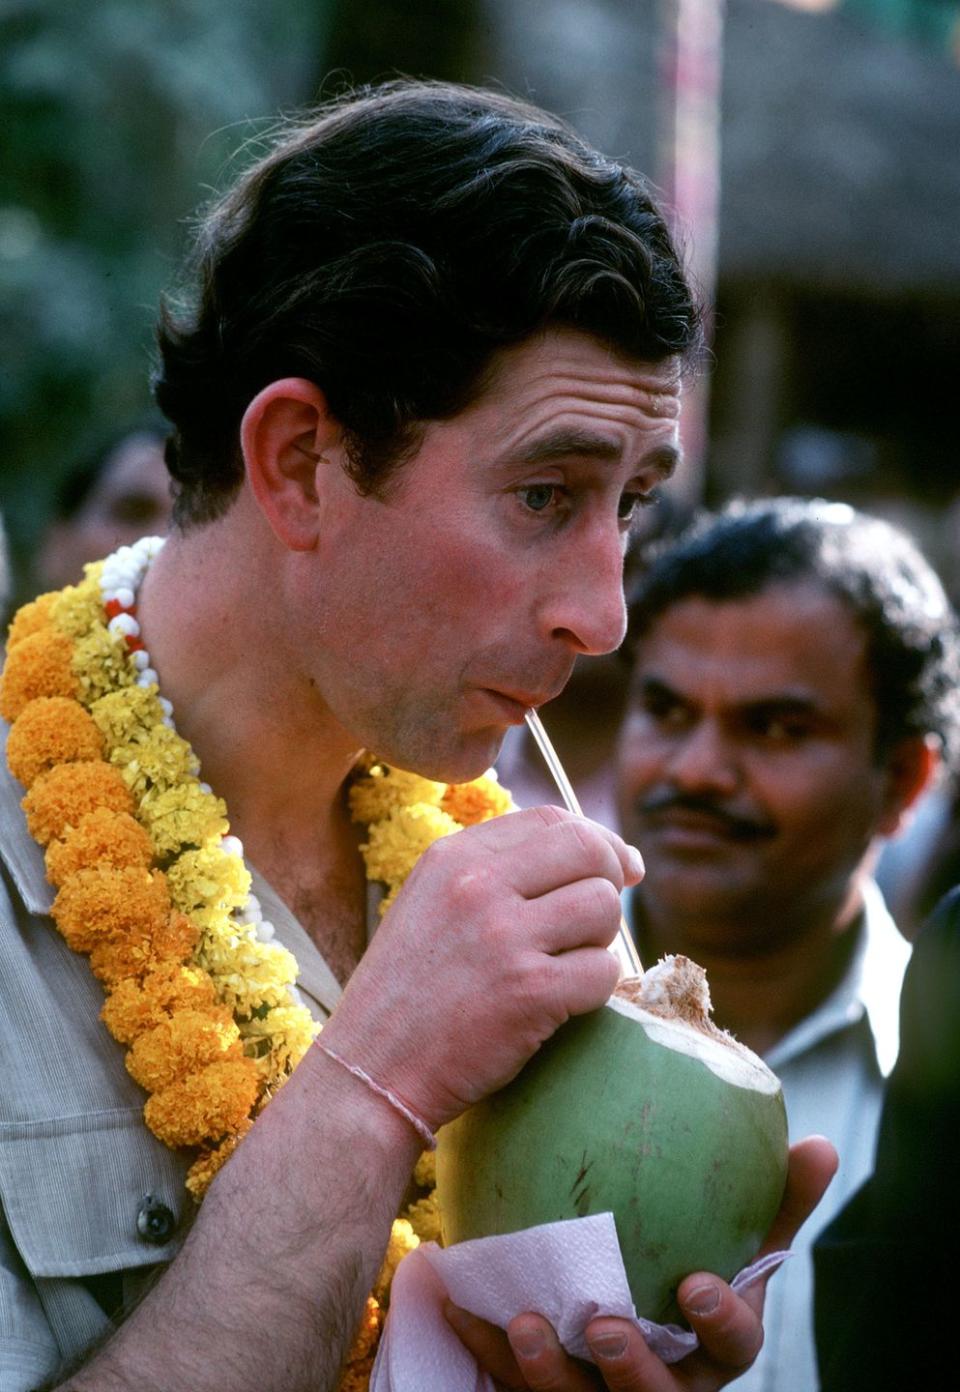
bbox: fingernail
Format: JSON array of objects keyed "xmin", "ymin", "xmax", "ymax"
[
  {"xmin": 684, "ymin": 1282, "xmax": 720, "ymax": 1316},
  {"xmin": 590, "ymin": 1332, "xmax": 628, "ymax": 1360},
  {"xmin": 510, "ymin": 1328, "xmax": 546, "ymax": 1358},
  {"xmin": 628, "ymin": 845, "xmax": 645, "ymax": 876}
]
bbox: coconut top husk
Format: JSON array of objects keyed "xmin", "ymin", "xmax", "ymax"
[{"xmin": 615, "ymin": 954, "xmax": 742, "ymax": 1048}]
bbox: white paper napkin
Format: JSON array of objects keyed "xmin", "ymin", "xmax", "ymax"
[{"xmin": 370, "ymin": 1214, "xmax": 788, "ymax": 1391}]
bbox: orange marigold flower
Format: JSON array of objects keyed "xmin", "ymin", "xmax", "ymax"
[
  {"xmin": 46, "ymin": 807, "xmax": 154, "ymax": 887},
  {"xmin": 0, "ymin": 628, "xmax": 78, "ymax": 722},
  {"xmin": 337, "ymin": 1297, "xmax": 384, "ymax": 1392},
  {"xmin": 23, "ymin": 760, "xmax": 133, "ymax": 845},
  {"xmin": 6, "ymin": 697, "xmax": 105, "ymax": 789},
  {"xmin": 184, "ymin": 1119, "xmax": 253, "ymax": 1202},
  {"xmin": 373, "ymin": 1219, "xmax": 419, "ymax": 1305},
  {"xmin": 144, "ymin": 1056, "xmax": 260, "ymax": 1149},
  {"xmin": 5, "ymin": 593, "xmax": 56, "ymax": 650},
  {"xmin": 52, "ymin": 864, "xmax": 170, "ymax": 954},
  {"xmin": 441, "ymin": 774, "xmax": 514, "ymax": 826},
  {"xmin": 101, "ymin": 963, "xmax": 217, "ymax": 1045},
  {"xmin": 89, "ymin": 910, "xmax": 198, "ymax": 986},
  {"xmin": 126, "ymin": 1006, "xmax": 242, "ymax": 1093}
]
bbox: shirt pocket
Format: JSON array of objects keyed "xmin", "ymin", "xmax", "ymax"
[{"xmin": 0, "ymin": 1107, "xmax": 190, "ymax": 1278}]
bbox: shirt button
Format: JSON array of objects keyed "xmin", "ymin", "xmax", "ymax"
[{"xmin": 136, "ymin": 1195, "xmax": 177, "ymax": 1245}]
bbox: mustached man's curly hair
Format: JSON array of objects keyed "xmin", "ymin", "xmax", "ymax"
[
  {"xmin": 154, "ymin": 80, "xmax": 701, "ymax": 527},
  {"xmin": 628, "ymin": 497, "xmax": 960, "ymax": 772}
]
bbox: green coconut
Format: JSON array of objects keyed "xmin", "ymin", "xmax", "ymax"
[{"xmin": 436, "ymin": 955, "xmax": 788, "ymax": 1325}]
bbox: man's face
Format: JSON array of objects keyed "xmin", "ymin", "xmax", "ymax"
[
  {"xmin": 304, "ymin": 327, "xmax": 682, "ymax": 780},
  {"xmin": 617, "ymin": 580, "xmax": 900, "ymax": 950}
]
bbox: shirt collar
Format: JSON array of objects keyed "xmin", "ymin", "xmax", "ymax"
[
  {"xmin": 0, "ymin": 719, "xmax": 346, "ymax": 1017},
  {"xmin": 626, "ymin": 876, "xmax": 910, "ymax": 1080},
  {"xmin": 0, "ymin": 720, "xmax": 55, "ymax": 915},
  {"xmin": 765, "ymin": 878, "xmax": 909, "ymax": 1079}
]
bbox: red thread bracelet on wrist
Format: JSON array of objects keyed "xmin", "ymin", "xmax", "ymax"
[{"xmin": 316, "ymin": 1041, "xmax": 437, "ymax": 1150}]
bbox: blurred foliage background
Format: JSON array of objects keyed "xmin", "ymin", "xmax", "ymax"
[{"xmin": 3, "ymin": 0, "xmax": 960, "ymax": 607}]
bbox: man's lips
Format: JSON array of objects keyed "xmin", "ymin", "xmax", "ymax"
[{"xmin": 478, "ymin": 686, "xmax": 567, "ymax": 721}]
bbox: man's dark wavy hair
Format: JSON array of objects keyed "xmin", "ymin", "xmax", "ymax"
[
  {"xmin": 153, "ymin": 79, "xmax": 701, "ymax": 527},
  {"xmin": 626, "ymin": 497, "xmax": 960, "ymax": 771}
]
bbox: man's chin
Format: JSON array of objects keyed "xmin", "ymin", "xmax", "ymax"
[{"xmin": 384, "ymin": 729, "xmax": 506, "ymax": 786}]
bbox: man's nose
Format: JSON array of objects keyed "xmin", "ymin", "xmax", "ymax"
[
  {"xmin": 543, "ymin": 523, "xmax": 627, "ymax": 656},
  {"xmin": 665, "ymin": 719, "xmax": 741, "ymax": 795}
]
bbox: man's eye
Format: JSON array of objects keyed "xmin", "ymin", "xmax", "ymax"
[{"xmin": 520, "ymin": 484, "xmax": 557, "ymax": 512}]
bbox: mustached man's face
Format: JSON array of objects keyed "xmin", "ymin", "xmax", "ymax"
[
  {"xmin": 617, "ymin": 580, "xmax": 905, "ymax": 951},
  {"xmin": 300, "ymin": 328, "xmax": 682, "ymax": 783}
]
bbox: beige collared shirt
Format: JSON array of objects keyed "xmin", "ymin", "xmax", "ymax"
[{"xmin": 0, "ymin": 720, "xmax": 345, "ymax": 1390}]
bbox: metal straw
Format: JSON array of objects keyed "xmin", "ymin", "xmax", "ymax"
[{"xmin": 524, "ymin": 709, "xmax": 643, "ymax": 979}]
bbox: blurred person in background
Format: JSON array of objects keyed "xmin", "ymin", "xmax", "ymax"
[
  {"xmin": 32, "ymin": 422, "xmax": 172, "ymax": 594},
  {"xmin": 814, "ymin": 880, "xmax": 960, "ymax": 1389},
  {"xmin": 0, "ymin": 512, "xmax": 10, "ymax": 636},
  {"xmin": 616, "ymin": 496, "xmax": 960, "ymax": 1392}
]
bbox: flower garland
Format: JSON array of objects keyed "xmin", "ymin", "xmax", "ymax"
[{"xmin": 0, "ymin": 536, "xmax": 514, "ymax": 1390}]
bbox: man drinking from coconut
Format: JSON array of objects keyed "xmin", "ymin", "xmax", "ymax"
[
  {"xmin": 0, "ymin": 83, "xmax": 835, "ymax": 1392},
  {"xmin": 617, "ymin": 496, "xmax": 960, "ymax": 1392}
]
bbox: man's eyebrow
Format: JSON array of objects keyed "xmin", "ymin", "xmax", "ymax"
[
  {"xmin": 634, "ymin": 675, "xmax": 688, "ymax": 704},
  {"xmin": 740, "ymin": 695, "xmax": 824, "ymax": 720},
  {"xmin": 513, "ymin": 431, "xmax": 681, "ymax": 479}
]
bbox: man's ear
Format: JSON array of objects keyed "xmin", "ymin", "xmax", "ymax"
[
  {"xmin": 240, "ymin": 378, "xmax": 342, "ymax": 551},
  {"xmin": 876, "ymin": 734, "xmax": 940, "ymax": 837}
]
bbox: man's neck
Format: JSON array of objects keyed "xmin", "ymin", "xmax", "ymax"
[
  {"xmin": 135, "ymin": 516, "xmax": 368, "ymax": 973},
  {"xmin": 633, "ymin": 886, "xmax": 866, "ymax": 1057}
]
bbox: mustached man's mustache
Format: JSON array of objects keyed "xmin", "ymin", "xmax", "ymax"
[{"xmin": 638, "ymin": 789, "xmax": 775, "ymax": 841}]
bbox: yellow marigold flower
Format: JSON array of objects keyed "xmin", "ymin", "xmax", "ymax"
[
  {"xmin": 413, "ymin": 1149, "xmax": 436, "ymax": 1190},
  {"xmin": 46, "ymin": 807, "xmax": 154, "ymax": 887},
  {"xmin": 360, "ymin": 803, "xmax": 460, "ymax": 888},
  {"xmin": 166, "ymin": 844, "xmax": 251, "ymax": 927},
  {"xmin": 239, "ymin": 1002, "xmax": 320, "ymax": 1081},
  {"xmin": 349, "ymin": 763, "xmax": 445, "ymax": 824},
  {"xmin": 377, "ymin": 882, "xmax": 401, "ymax": 919},
  {"xmin": 49, "ymin": 572, "xmax": 103, "ymax": 638},
  {"xmin": 0, "ymin": 628, "xmax": 78, "ymax": 721},
  {"xmin": 139, "ymin": 781, "xmax": 228, "ymax": 858},
  {"xmin": 199, "ymin": 932, "xmax": 299, "ymax": 1012},
  {"xmin": 5, "ymin": 593, "xmax": 56, "ymax": 650},
  {"xmin": 88, "ymin": 909, "xmax": 199, "ymax": 986},
  {"xmin": 23, "ymin": 759, "xmax": 133, "ymax": 845},
  {"xmin": 373, "ymin": 1218, "xmax": 420, "ymax": 1305},
  {"xmin": 126, "ymin": 1006, "xmax": 243, "ymax": 1092},
  {"xmin": 109, "ymin": 723, "xmax": 199, "ymax": 800},
  {"xmin": 101, "ymin": 963, "xmax": 217, "ymax": 1044},
  {"xmin": 52, "ymin": 864, "xmax": 170, "ymax": 954},
  {"xmin": 90, "ymin": 685, "xmax": 165, "ymax": 746},
  {"xmin": 185, "ymin": 1119, "xmax": 253, "ymax": 1202},
  {"xmin": 441, "ymin": 771, "xmax": 515, "ymax": 826},
  {"xmin": 6, "ymin": 696, "xmax": 104, "ymax": 789},
  {"xmin": 404, "ymin": 1192, "xmax": 442, "ymax": 1245},
  {"xmin": 144, "ymin": 1055, "xmax": 260, "ymax": 1148},
  {"xmin": 72, "ymin": 625, "xmax": 136, "ymax": 703}
]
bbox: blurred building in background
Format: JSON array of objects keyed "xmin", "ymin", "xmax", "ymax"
[{"xmin": 2, "ymin": 0, "xmax": 959, "ymax": 598}]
